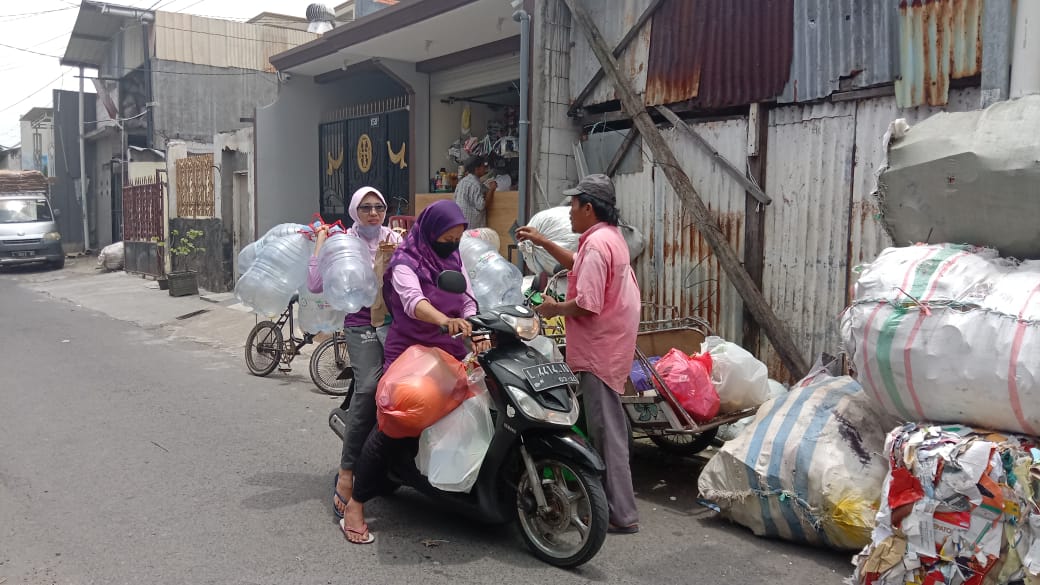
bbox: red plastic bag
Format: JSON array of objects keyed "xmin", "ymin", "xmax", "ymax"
[
  {"xmin": 653, "ymin": 348, "xmax": 720, "ymax": 423},
  {"xmin": 376, "ymin": 345, "xmax": 471, "ymax": 438}
]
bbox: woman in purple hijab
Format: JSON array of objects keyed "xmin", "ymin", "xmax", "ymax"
[{"xmin": 338, "ymin": 200, "xmax": 491, "ymax": 544}]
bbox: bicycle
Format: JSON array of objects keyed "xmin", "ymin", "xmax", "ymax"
[
  {"xmin": 243, "ymin": 294, "xmax": 354, "ymax": 397},
  {"xmin": 308, "ymin": 331, "xmax": 353, "ymax": 396}
]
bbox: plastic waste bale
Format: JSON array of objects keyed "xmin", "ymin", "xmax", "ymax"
[
  {"xmin": 376, "ymin": 345, "xmax": 470, "ymax": 438},
  {"xmin": 234, "ymin": 232, "xmax": 312, "ymax": 316},
  {"xmin": 297, "ymin": 289, "xmax": 344, "ymax": 334},
  {"xmin": 416, "ymin": 368, "xmax": 494, "ymax": 493},
  {"xmin": 318, "ymin": 232, "xmax": 377, "ymax": 314},
  {"xmin": 97, "ymin": 241, "xmax": 125, "ymax": 271},
  {"xmin": 701, "ymin": 336, "xmax": 771, "ymax": 414},
  {"xmin": 851, "ymin": 424, "xmax": 1040, "ymax": 585},
  {"xmin": 238, "ymin": 223, "xmax": 306, "ymax": 275},
  {"xmin": 841, "ymin": 243, "xmax": 1040, "ymax": 435},
  {"xmin": 698, "ymin": 373, "xmax": 893, "ymax": 551},
  {"xmin": 519, "ymin": 206, "xmax": 579, "ymax": 275},
  {"xmin": 459, "ymin": 236, "xmax": 524, "ymax": 309}
]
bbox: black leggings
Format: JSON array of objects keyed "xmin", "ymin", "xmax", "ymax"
[{"xmin": 351, "ymin": 427, "xmax": 419, "ymax": 504}]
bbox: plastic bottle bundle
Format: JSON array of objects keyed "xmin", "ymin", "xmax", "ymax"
[
  {"xmin": 234, "ymin": 232, "xmax": 312, "ymax": 315},
  {"xmin": 297, "ymin": 289, "xmax": 345, "ymax": 334},
  {"xmin": 238, "ymin": 223, "xmax": 306, "ymax": 275},
  {"xmin": 318, "ymin": 233, "xmax": 377, "ymax": 314},
  {"xmin": 459, "ymin": 235, "xmax": 524, "ymax": 309}
]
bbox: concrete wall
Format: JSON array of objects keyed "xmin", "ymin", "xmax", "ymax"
[
  {"xmin": 150, "ymin": 60, "xmax": 278, "ymax": 150},
  {"xmin": 214, "ymin": 127, "xmax": 254, "ymax": 278},
  {"xmin": 530, "ymin": 0, "xmax": 580, "ymax": 213},
  {"xmin": 20, "ymin": 119, "xmax": 54, "ymax": 176},
  {"xmin": 255, "ymin": 61, "xmax": 430, "ymax": 234}
]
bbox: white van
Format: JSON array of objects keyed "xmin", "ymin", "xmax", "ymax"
[{"xmin": 0, "ymin": 194, "xmax": 64, "ymax": 269}]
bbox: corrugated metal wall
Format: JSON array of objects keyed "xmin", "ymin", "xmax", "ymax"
[
  {"xmin": 568, "ymin": 0, "xmax": 654, "ymax": 107},
  {"xmin": 895, "ymin": 0, "xmax": 983, "ymax": 107},
  {"xmin": 780, "ymin": 0, "xmax": 899, "ymax": 103},
  {"xmin": 759, "ymin": 103, "xmax": 856, "ymax": 378},
  {"xmin": 615, "ymin": 121, "xmax": 748, "ymax": 343},
  {"xmin": 154, "ymin": 12, "xmax": 317, "ymax": 72},
  {"xmin": 644, "ymin": 0, "xmax": 793, "ymax": 109}
]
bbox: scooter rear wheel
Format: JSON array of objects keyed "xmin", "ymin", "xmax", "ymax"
[{"xmin": 516, "ymin": 456, "xmax": 607, "ymax": 568}]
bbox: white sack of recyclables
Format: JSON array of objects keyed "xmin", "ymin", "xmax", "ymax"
[
  {"xmin": 840, "ymin": 243, "xmax": 1040, "ymax": 436},
  {"xmin": 698, "ymin": 374, "xmax": 893, "ymax": 551}
]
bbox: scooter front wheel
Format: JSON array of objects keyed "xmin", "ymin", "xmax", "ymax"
[{"xmin": 515, "ymin": 456, "xmax": 608, "ymax": 568}]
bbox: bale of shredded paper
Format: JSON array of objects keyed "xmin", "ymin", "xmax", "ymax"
[{"xmin": 852, "ymin": 424, "xmax": 1040, "ymax": 585}]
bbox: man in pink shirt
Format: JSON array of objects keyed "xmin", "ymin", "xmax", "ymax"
[{"xmin": 516, "ymin": 173, "xmax": 641, "ymax": 534}]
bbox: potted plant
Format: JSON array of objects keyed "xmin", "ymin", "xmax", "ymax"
[{"xmin": 167, "ymin": 228, "xmax": 205, "ymax": 297}]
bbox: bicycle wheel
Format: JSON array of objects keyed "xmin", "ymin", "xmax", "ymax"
[
  {"xmin": 245, "ymin": 321, "xmax": 284, "ymax": 376},
  {"xmin": 309, "ymin": 336, "xmax": 353, "ymax": 395}
]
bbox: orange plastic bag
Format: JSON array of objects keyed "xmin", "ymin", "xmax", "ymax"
[
  {"xmin": 654, "ymin": 348, "xmax": 720, "ymax": 423},
  {"xmin": 376, "ymin": 345, "xmax": 471, "ymax": 438}
]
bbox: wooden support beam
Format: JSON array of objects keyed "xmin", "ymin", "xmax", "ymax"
[
  {"xmin": 655, "ymin": 106, "xmax": 772, "ymax": 205},
  {"xmin": 567, "ymin": 0, "xmax": 664, "ymax": 117},
  {"xmin": 563, "ymin": 0, "xmax": 808, "ymax": 380},
  {"xmin": 742, "ymin": 103, "xmax": 769, "ymax": 358},
  {"xmin": 605, "ymin": 129, "xmax": 639, "ymax": 177}
]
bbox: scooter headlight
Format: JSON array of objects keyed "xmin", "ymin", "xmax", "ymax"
[
  {"xmin": 501, "ymin": 313, "xmax": 540, "ymax": 341},
  {"xmin": 506, "ymin": 385, "xmax": 579, "ymax": 426}
]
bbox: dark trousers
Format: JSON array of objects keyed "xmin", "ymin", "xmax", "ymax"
[{"xmin": 351, "ymin": 427, "xmax": 418, "ymax": 504}]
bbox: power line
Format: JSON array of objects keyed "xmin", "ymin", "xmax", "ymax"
[
  {"xmin": 0, "ymin": 7, "xmax": 75, "ymax": 21},
  {"xmin": 0, "ymin": 41, "xmax": 62, "ymax": 59},
  {"xmin": 0, "ymin": 68, "xmax": 69, "ymax": 115}
]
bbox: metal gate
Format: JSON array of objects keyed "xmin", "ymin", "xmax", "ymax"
[
  {"xmin": 122, "ymin": 170, "xmax": 165, "ymax": 276},
  {"xmin": 319, "ymin": 95, "xmax": 410, "ymax": 225}
]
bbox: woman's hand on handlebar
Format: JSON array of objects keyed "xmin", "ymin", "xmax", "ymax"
[{"xmin": 442, "ymin": 317, "xmax": 472, "ymax": 337}]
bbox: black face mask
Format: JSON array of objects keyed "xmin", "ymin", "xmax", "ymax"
[{"xmin": 432, "ymin": 240, "xmax": 459, "ymax": 258}]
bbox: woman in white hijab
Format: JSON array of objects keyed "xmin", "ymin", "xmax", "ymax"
[{"xmin": 307, "ymin": 187, "xmax": 402, "ymax": 519}]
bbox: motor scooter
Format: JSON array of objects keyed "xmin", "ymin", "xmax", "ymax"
[{"xmin": 329, "ymin": 270, "xmax": 608, "ymax": 568}]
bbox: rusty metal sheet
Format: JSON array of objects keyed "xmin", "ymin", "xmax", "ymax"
[
  {"xmin": 895, "ymin": 0, "xmax": 983, "ymax": 107},
  {"xmin": 614, "ymin": 119, "xmax": 748, "ymax": 344},
  {"xmin": 644, "ymin": 0, "xmax": 793, "ymax": 109},
  {"xmin": 780, "ymin": 0, "xmax": 900, "ymax": 103}
]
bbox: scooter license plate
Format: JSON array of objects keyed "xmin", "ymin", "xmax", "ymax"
[{"xmin": 523, "ymin": 362, "xmax": 578, "ymax": 392}]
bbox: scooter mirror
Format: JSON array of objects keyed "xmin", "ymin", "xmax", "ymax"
[{"xmin": 437, "ymin": 270, "xmax": 468, "ymax": 294}]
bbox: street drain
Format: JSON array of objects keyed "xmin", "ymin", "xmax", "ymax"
[{"xmin": 176, "ymin": 309, "xmax": 210, "ymax": 320}]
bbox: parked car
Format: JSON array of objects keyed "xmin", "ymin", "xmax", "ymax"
[{"xmin": 0, "ymin": 171, "xmax": 64, "ymax": 269}]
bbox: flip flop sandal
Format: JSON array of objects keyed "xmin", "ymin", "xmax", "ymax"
[
  {"xmin": 608, "ymin": 523, "xmax": 639, "ymax": 534},
  {"xmin": 340, "ymin": 518, "xmax": 375, "ymax": 545},
  {"xmin": 332, "ymin": 475, "xmax": 348, "ymax": 519}
]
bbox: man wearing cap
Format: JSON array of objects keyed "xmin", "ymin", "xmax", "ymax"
[
  {"xmin": 454, "ymin": 155, "xmax": 497, "ymax": 229},
  {"xmin": 516, "ymin": 173, "xmax": 641, "ymax": 534}
]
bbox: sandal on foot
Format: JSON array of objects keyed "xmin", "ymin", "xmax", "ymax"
[
  {"xmin": 331, "ymin": 475, "xmax": 348, "ymax": 519},
  {"xmin": 339, "ymin": 518, "xmax": 375, "ymax": 544},
  {"xmin": 608, "ymin": 523, "xmax": 639, "ymax": 534}
]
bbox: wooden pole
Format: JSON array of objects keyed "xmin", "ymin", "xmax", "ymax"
[{"xmin": 562, "ymin": 0, "xmax": 808, "ymax": 380}]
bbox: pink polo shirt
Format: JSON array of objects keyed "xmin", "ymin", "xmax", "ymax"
[{"xmin": 565, "ymin": 222, "xmax": 641, "ymax": 394}]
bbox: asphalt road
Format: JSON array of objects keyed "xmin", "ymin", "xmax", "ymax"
[{"xmin": 0, "ymin": 271, "xmax": 851, "ymax": 585}]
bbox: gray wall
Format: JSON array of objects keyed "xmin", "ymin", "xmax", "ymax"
[
  {"xmin": 150, "ymin": 60, "xmax": 278, "ymax": 150},
  {"xmin": 255, "ymin": 63, "xmax": 430, "ymax": 235},
  {"xmin": 51, "ymin": 90, "xmax": 94, "ymax": 253}
]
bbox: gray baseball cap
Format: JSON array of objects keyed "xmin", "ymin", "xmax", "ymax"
[{"xmin": 563, "ymin": 173, "xmax": 616, "ymax": 206}]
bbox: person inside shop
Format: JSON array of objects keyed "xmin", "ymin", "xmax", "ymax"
[
  {"xmin": 515, "ymin": 173, "xmax": 642, "ymax": 535},
  {"xmin": 338, "ymin": 199, "xmax": 492, "ymax": 544},
  {"xmin": 454, "ymin": 154, "xmax": 496, "ymax": 229},
  {"xmin": 308, "ymin": 187, "xmax": 403, "ymax": 521}
]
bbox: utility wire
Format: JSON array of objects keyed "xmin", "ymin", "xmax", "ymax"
[{"xmin": 0, "ymin": 68, "xmax": 68, "ymax": 115}]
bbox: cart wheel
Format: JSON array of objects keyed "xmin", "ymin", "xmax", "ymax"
[{"xmin": 649, "ymin": 427, "xmax": 718, "ymax": 456}]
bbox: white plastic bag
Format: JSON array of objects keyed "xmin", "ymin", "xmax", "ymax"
[
  {"xmin": 701, "ymin": 336, "xmax": 770, "ymax": 413},
  {"xmin": 519, "ymin": 206, "xmax": 579, "ymax": 275},
  {"xmin": 717, "ymin": 380, "xmax": 787, "ymax": 441},
  {"xmin": 416, "ymin": 371, "xmax": 494, "ymax": 493},
  {"xmin": 97, "ymin": 241, "xmax": 124, "ymax": 271}
]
